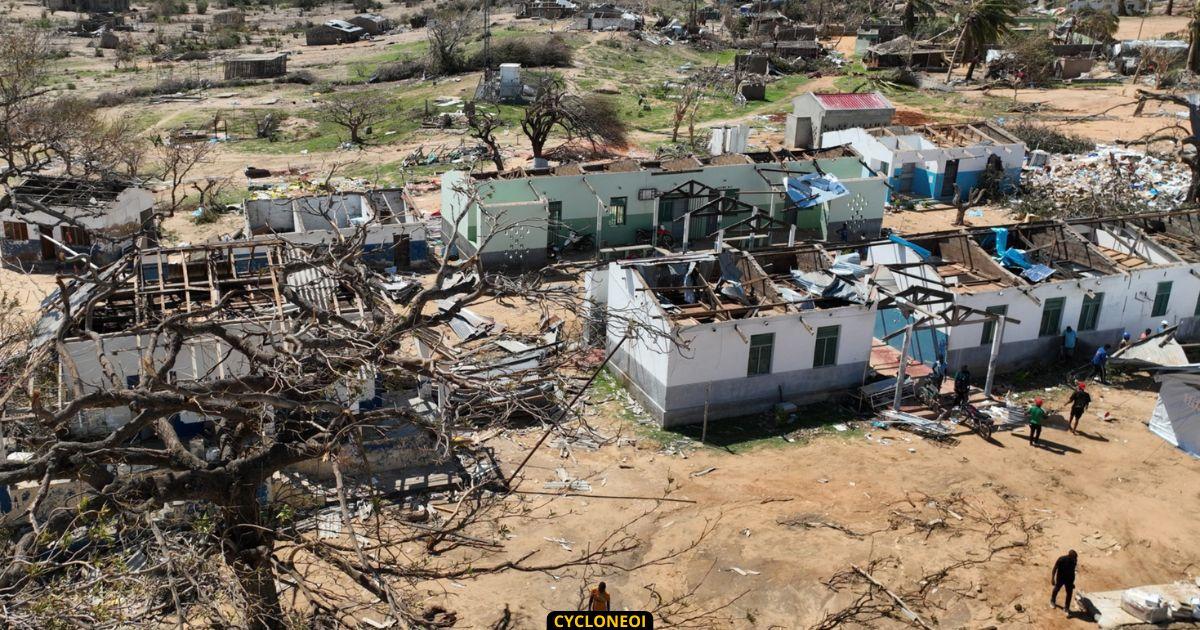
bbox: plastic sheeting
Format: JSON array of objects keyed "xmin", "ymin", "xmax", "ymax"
[
  {"xmin": 1148, "ymin": 367, "xmax": 1200, "ymax": 458},
  {"xmin": 991, "ymin": 226, "xmax": 1035, "ymax": 271},
  {"xmin": 887, "ymin": 233, "xmax": 932, "ymax": 260},
  {"xmin": 784, "ymin": 173, "xmax": 850, "ymax": 209}
]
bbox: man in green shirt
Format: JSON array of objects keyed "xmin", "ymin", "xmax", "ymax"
[{"xmin": 1028, "ymin": 397, "xmax": 1046, "ymax": 446}]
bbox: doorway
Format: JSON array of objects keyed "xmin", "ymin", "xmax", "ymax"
[
  {"xmin": 941, "ymin": 159, "xmax": 960, "ymax": 199},
  {"xmin": 393, "ymin": 234, "xmax": 410, "ymax": 270}
]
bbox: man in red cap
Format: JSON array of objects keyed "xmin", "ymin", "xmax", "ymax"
[
  {"xmin": 1067, "ymin": 382, "xmax": 1091, "ymax": 435},
  {"xmin": 1028, "ymin": 397, "xmax": 1046, "ymax": 446}
]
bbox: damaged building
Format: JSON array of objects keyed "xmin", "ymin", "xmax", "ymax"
[
  {"xmin": 32, "ymin": 241, "xmax": 386, "ymax": 437},
  {"xmin": 517, "ymin": 0, "xmax": 578, "ymax": 19},
  {"xmin": 571, "ymin": 4, "xmax": 643, "ymax": 31},
  {"xmin": 588, "ymin": 211, "xmax": 1200, "ymax": 426},
  {"xmin": 786, "ymin": 91, "xmax": 896, "ymax": 150},
  {"xmin": 824, "ymin": 122, "xmax": 1026, "ymax": 202},
  {"xmin": 305, "ymin": 19, "xmax": 366, "ymax": 46},
  {"xmin": 0, "ymin": 175, "xmax": 154, "ymax": 269},
  {"xmin": 592, "ymin": 245, "xmax": 876, "ymax": 426},
  {"xmin": 441, "ymin": 149, "xmax": 890, "ymax": 268},
  {"xmin": 240, "ymin": 189, "xmax": 428, "ymax": 271},
  {"xmin": 865, "ymin": 217, "xmax": 1200, "ymax": 375}
]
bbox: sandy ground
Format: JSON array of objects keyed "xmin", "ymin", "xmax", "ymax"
[
  {"xmin": 406, "ymin": 372, "xmax": 1200, "ymax": 629},
  {"xmin": 0, "ymin": 267, "xmax": 58, "ymax": 317}
]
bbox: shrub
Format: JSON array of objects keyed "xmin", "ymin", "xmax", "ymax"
[
  {"xmin": 1007, "ymin": 122, "xmax": 1094, "ymax": 154},
  {"xmin": 278, "ymin": 69, "xmax": 316, "ymax": 84},
  {"xmin": 195, "ymin": 0, "xmax": 207, "ymax": 13},
  {"xmin": 370, "ymin": 58, "xmax": 425, "ymax": 82},
  {"xmin": 465, "ymin": 35, "xmax": 573, "ymax": 70}
]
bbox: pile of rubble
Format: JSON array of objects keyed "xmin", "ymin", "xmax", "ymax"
[{"xmin": 1023, "ymin": 145, "xmax": 1192, "ymax": 210}]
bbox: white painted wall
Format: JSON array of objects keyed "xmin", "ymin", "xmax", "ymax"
[{"xmin": 668, "ymin": 305, "xmax": 876, "ymax": 388}]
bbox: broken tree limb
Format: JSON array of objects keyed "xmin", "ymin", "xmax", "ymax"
[{"xmin": 851, "ymin": 565, "xmax": 935, "ymax": 630}]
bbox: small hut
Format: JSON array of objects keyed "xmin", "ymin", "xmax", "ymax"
[
  {"xmin": 347, "ymin": 13, "xmax": 392, "ymax": 35},
  {"xmin": 223, "ymin": 53, "xmax": 288, "ymax": 80},
  {"xmin": 305, "ymin": 19, "xmax": 365, "ymax": 46},
  {"xmin": 212, "ymin": 8, "xmax": 244, "ymax": 28}
]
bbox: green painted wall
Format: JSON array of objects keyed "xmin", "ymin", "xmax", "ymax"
[{"xmin": 443, "ymin": 156, "xmax": 883, "ymax": 251}]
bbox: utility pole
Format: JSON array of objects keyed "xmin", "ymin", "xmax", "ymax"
[{"xmin": 482, "ymin": 0, "xmax": 492, "ymax": 73}]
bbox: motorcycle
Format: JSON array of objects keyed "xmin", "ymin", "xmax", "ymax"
[
  {"xmin": 547, "ymin": 229, "xmax": 595, "ymax": 259},
  {"xmin": 635, "ymin": 226, "xmax": 675, "ymax": 248},
  {"xmin": 955, "ymin": 402, "xmax": 996, "ymax": 439}
]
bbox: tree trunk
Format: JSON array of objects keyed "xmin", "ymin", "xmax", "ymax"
[
  {"xmin": 530, "ymin": 135, "xmax": 546, "ymax": 158},
  {"xmin": 489, "ymin": 142, "xmax": 505, "ymax": 171},
  {"xmin": 1167, "ymin": 0, "xmax": 1174, "ymax": 15},
  {"xmin": 350, "ymin": 125, "xmax": 362, "ymax": 145},
  {"xmin": 965, "ymin": 58, "xmax": 978, "ymax": 82},
  {"xmin": 945, "ymin": 27, "xmax": 966, "ymax": 82},
  {"xmin": 903, "ymin": 2, "xmax": 915, "ymax": 34},
  {"xmin": 1190, "ymin": 6, "xmax": 1200, "ymax": 73},
  {"xmin": 225, "ymin": 487, "xmax": 285, "ymax": 630}
]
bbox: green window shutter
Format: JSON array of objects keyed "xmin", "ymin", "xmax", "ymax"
[
  {"xmin": 813, "ymin": 325, "xmax": 840, "ymax": 368},
  {"xmin": 1152, "ymin": 281, "xmax": 1172, "ymax": 318},
  {"xmin": 981, "ymin": 305, "xmax": 1007, "ymax": 345},
  {"xmin": 1078, "ymin": 293, "xmax": 1103, "ymax": 332},
  {"xmin": 747, "ymin": 333, "xmax": 775, "ymax": 376},
  {"xmin": 1039, "ymin": 297, "xmax": 1065, "ymax": 337}
]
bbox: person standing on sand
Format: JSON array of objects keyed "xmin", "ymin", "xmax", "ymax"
[
  {"xmin": 1051, "ymin": 550, "xmax": 1078, "ymax": 614},
  {"xmin": 587, "ymin": 582, "xmax": 611, "ymax": 611},
  {"xmin": 1028, "ymin": 397, "xmax": 1046, "ymax": 446},
  {"xmin": 1068, "ymin": 382, "xmax": 1091, "ymax": 435}
]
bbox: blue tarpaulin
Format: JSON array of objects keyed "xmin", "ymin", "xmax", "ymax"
[
  {"xmin": 784, "ymin": 174, "xmax": 850, "ymax": 209},
  {"xmin": 992, "ymin": 227, "xmax": 1032, "ymax": 270},
  {"xmin": 887, "ymin": 234, "xmax": 932, "ymax": 260}
]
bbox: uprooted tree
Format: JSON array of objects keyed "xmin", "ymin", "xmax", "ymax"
[
  {"xmin": 0, "ymin": 190, "xmax": 720, "ymax": 628},
  {"xmin": 1132, "ymin": 89, "xmax": 1200, "ymax": 203}
]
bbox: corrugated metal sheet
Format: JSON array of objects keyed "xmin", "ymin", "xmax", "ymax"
[{"xmin": 813, "ymin": 92, "xmax": 892, "ymax": 111}]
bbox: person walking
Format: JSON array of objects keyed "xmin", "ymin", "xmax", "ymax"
[
  {"xmin": 1068, "ymin": 382, "xmax": 1091, "ymax": 435},
  {"xmin": 1088, "ymin": 344, "xmax": 1110, "ymax": 384},
  {"xmin": 587, "ymin": 582, "xmax": 611, "ymax": 611},
  {"xmin": 1062, "ymin": 326, "xmax": 1077, "ymax": 359},
  {"xmin": 1159, "ymin": 319, "xmax": 1171, "ymax": 333},
  {"xmin": 1051, "ymin": 550, "xmax": 1079, "ymax": 614},
  {"xmin": 1028, "ymin": 397, "xmax": 1046, "ymax": 446}
]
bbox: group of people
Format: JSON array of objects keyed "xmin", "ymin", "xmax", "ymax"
[
  {"xmin": 1026, "ymin": 381, "xmax": 1091, "ymax": 446},
  {"xmin": 1063, "ymin": 319, "xmax": 1172, "ymax": 386}
]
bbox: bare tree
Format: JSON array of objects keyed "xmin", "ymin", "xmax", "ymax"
[
  {"xmin": 0, "ymin": 26, "xmax": 59, "ymax": 180},
  {"xmin": 670, "ymin": 82, "xmax": 706, "ymax": 144},
  {"xmin": 426, "ymin": 5, "xmax": 475, "ymax": 75},
  {"xmin": 155, "ymin": 140, "xmax": 213, "ymax": 220},
  {"xmin": 319, "ymin": 92, "xmax": 391, "ymax": 146},
  {"xmin": 521, "ymin": 74, "xmax": 629, "ymax": 160},
  {"xmin": 465, "ymin": 100, "xmax": 506, "ymax": 171}
]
